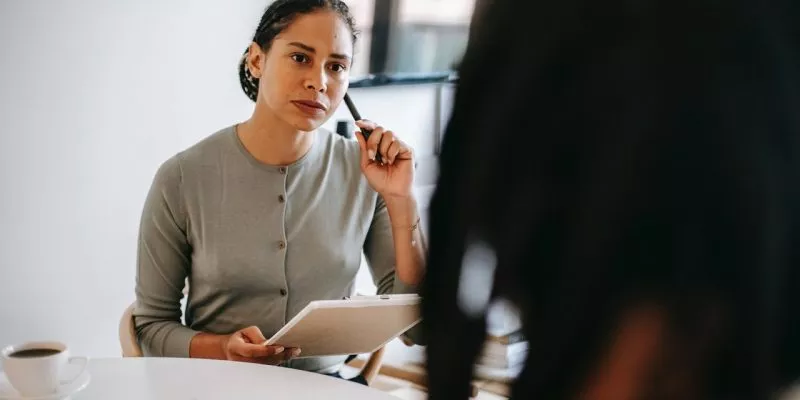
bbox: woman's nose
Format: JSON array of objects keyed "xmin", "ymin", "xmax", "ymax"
[{"xmin": 304, "ymin": 70, "xmax": 327, "ymax": 93}]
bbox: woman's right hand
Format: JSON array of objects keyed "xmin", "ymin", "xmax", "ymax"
[{"xmin": 223, "ymin": 326, "xmax": 301, "ymax": 365}]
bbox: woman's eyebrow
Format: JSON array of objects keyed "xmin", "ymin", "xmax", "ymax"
[{"xmin": 288, "ymin": 41, "xmax": 351, "ymax": 61}]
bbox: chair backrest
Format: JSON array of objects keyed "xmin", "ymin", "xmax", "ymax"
[{"xmin": 119, "ymin": 302, "xmax": 143, "ymax": 357}]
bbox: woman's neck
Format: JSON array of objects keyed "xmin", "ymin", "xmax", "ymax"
[{"xmin": 237, "ymin": 103, "xmax": 316, "ymax": 166}]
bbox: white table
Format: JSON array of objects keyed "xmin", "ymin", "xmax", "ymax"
[{"xmin": 72, "ymin": 358, "xmax": 398, "ymax": 400}]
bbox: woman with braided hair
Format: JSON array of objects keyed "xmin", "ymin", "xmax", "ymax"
[{"xmin": 133, "ymin": 0, "xmax": 426, "ymax": 379}]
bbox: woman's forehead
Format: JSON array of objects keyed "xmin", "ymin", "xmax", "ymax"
[{"xmin": 274, "ymin": 11, "xmax": 353, "ymax": 56}]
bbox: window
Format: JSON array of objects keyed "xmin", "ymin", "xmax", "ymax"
[
  {"xmin": 389, "ymin": 0, "xmax": 474, "ymax": 74},
  {"xmin": 343, "ymin": 0, "xmax": 375, "ymax": 78},
  {"xmin": 346, "ymin": 0, "xmax": 476, "ymax": 80}
]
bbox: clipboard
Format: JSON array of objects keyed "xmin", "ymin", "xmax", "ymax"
[{"xmin": 264, "ymin": 294, "xmax": 422, "ymax": 358}]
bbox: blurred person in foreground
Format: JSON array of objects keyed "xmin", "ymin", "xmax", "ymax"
[{"xmin": 422, "ymin": 0, "xmax": 800, "ymax": 398}]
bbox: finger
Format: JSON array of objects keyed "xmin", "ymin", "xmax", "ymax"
[
  {"xmin": 395, "ymin": 141, "xmax": 413, "ymax": 160},
  {"xmin": 239, "ymin": 326, "xmax": 267, "ymax": 344},
  {"xmin": 378, "ymin": 131, "xmax": 395, "ymax": 161},
  {"xmin": 234, "ymin": 342, "xmax": 285, "ymax": 358},
  {"xmin": 400, "ymin": 336, "xmax": 415, "ymax": 347},
  {"xmin": 253, "ymin": 347, "xmax": 299, "ymax": 366},
  {"xmin": 366, "ymin": 127, "xmax": 385, "ymax": 162},
  {"xmin": 386, "ymin": 140, "xmax": 402, "ymax": 165},
  {"xmin": 355, "ymin": 119, "xmax": 378, "ymax": 131},
  {"xmin": 354, "ymin": 130, "xmax": 370, "ymax": 169},
  {"xmin": 284, "ymin": 347, "xmax": 302, "ymax": 361}
]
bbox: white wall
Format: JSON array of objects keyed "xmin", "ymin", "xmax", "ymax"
[{"xmin": 0, "ymin": 1, "xmax": 440, "ymax": 357}]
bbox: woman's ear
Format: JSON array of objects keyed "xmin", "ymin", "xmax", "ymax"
[{"xmin": 247, "ymin": 42, "xmax": 265, "ymax": 79}]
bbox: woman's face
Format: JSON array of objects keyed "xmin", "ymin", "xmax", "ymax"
[{"xmin": 248, "ymin": 11, "xmax": 354, "ymax": 132}]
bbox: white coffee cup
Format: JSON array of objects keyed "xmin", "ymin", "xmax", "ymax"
[{"xmin": 0, "ymin": 341, "xmax": 87, "ymax": 397}]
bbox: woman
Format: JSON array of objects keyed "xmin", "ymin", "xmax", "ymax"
[
  {"xmin": 424, "ymin": 0, "xmax": 800, "ymax": 399},
  {"xmin": 133, "ymin": 0, "xmax": 426, "ymax": 377}
]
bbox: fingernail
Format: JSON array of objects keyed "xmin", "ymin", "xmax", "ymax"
[
  {"xmin": 368, "ymin": 150, "xmax": 375, "ymax": 160},
  {"xmin": 274, "ymin": 346, "xmax": 284, "ymax": 354},
  {"xmin": 293, "ymin": 349, "xmax": 302, "ymax": 356}
]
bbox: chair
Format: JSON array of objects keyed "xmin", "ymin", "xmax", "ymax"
[
  {"xmin": 119, "ymin": 302, "xmax": 144, "ymax": 358},
  {"xmin": 119, "ymin": 301, "xmax": 387, "ymax": 385}
]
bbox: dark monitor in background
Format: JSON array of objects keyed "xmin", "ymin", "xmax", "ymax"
[{"xmin": 345, "ymin": 0, "xmax": 476, "ymax": 87}]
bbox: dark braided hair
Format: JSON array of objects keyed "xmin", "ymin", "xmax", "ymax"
[{"xmin": 239, "ymin": 0, "xmax": 358, "ymax": 102}]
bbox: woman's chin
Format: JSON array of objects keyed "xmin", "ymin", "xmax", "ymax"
[{"xmin": 288, "ymin": 117, "xmax": 325, "ymax": 133}]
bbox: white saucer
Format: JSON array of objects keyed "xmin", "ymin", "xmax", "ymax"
[{"xmin": 0, "ymin": 371, "xmax": 91, "ymax": 400}]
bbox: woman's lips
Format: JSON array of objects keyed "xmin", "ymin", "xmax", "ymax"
[{"xmin": 292, "ymin": 100, "xmax": 327, "ymax": 116}]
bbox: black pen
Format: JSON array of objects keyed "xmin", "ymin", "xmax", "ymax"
[{"xmin": 343, "ymin": 93, "xmax": 383, "ymax": 163}]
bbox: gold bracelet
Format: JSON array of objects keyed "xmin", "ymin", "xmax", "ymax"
[
  {"xmin": 393, "ymin": 216, "xmax": 421, "ymax": 246},
  {"xmin": 409, "ymin": 216, "xmax": 421, "ymax": 233},
  {"xmin": 393, "ymin": 216, "xmax": 421, "ymax": 232}
]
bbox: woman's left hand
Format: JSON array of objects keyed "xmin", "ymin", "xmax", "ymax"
[{"xmin": 355, "ymin": 120, "xmax": 415, "ymax": 199}]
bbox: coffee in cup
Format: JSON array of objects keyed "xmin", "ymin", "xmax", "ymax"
[
  {"xmin": 8, "ymin": 348, "xmax": 63, "ymax": 358},
  {"xmin": 1, "ymin": 341, "xmax": 87, "ymax": 397}
]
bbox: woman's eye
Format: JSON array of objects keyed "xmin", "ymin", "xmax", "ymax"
[
  {"xmin": 291, "ymin": 54, "xmax": 310, "ymax": 63},
  {"xmin": 329, "ymin": 63, "xmax": 347, "ymax": 73}
]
